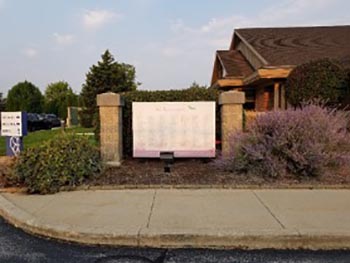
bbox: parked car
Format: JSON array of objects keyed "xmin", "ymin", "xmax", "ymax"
[
  {"xmin": 27, "ymin": 113, "xmax": 61, "ymax": 132},
  {"xmin": 27, "ymin": 113, "xmax": 42, "ymax": 132},
  {"xmin": 43, "ymin": 114, "xmax": 61, "ymax": 128}
]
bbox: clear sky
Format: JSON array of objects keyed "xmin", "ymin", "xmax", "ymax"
[{"xmin": 0, "ymin": 0, "xmax": 349, "ymax": 95}]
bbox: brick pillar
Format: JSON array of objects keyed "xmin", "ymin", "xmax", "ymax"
[
  {"xmin": 97, "ymin": 92, "xmax": 124, "ymax": 166},
  {"xmin": 219, "ymin": 91, "xmax": 245, "ymax": 158}
]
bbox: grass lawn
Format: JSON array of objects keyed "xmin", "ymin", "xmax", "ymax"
[{"xmin": 0, "ymin": 127, "xmax": 96, "ymax": 156}]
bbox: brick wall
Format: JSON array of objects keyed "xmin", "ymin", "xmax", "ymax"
[
  {"xmin": 255, "ymin": 87, "xmax": 265, "ymax": 111},
  {"xmin": 255, "ymin": 86, "xmax": 273, "ymax": 111}
]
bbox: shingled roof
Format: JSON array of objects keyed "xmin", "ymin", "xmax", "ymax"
[
  {"xmin": 236, "ymin": 25, "xmax": 350, "ymax": 68},
  {"xmin": 217, "ymin": 50, "xmax": 254, "ymax": 77}
]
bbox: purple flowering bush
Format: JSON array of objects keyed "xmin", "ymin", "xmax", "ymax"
[{"xmin": 223, "ymin": 104, "xmax": 350, "ymax": 178}]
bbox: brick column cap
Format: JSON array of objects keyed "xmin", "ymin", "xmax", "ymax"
[
  {"xmin": 97, "ymin": 92, "xmax": 124, "ymax": 107},
  {"xmin": 219, "ymin": 91, "xmax": 245, "ymax": 105}
]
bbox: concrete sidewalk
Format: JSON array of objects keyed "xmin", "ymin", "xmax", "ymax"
[{"xmin": 0, "ymin": 189, "xmax": 350, "ymax": 249}]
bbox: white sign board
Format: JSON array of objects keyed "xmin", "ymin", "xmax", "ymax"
[
  {"xmin": 132, "ymin": 102, "xmax": 216, "ymax": 158},
  {"xmin": 1, "ymin": 112, "xmax": 25, "ymax": 137}
]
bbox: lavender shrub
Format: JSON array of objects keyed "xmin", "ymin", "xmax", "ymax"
[{"xmin": 223, "ymin": 104, "xmax": 350, "ymax": 178}]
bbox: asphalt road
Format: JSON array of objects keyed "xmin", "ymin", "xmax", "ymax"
[{"xmin": 1, "ymin": 217, "xmax": 350, "ymax": 263}]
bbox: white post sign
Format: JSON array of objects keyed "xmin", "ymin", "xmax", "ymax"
[
  {"xmin": 1, "ymin": 111, "xmax": 28, "ymax": 156},
  {"xmin": 132, "ymin": 102, "xmax": 216, "ymax": 158},
  {"xmin": 1, "ymin": 112, "xmax": 27, "ymax": 137}
]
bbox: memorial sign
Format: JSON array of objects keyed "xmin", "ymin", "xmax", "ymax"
[{"xmin": 132, "ymin": 102, "xmax": 215, "ymax": 158}]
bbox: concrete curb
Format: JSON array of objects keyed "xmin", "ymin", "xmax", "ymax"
[
  {"xmin": 138, "ymin": 231, "xmax": 350, "ymax": 250},
  {"xmin": 73, "ymin": 184, "xmax": 350, "ymax": 191},
  {"xmin": 1, "ymin": 184, "xmax": 350, "ymax": 194},
  {"xmin": 0, "ymin": 194, "xmax": 139, "ymax": 246},
  {"xmin": 1, "ymin": 193, "xmax": 350, "ymax": 250}
]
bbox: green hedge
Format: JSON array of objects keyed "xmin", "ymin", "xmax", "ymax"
[
  {"xmin": 344, "ymin": 68, "xmax": 350, "ymax": 107},
  {"xmin": 14, "ymin": 134, "xmax": 102, "ymax": 194},
  {"xmin": 286, "ymin": 58, "xmax": 348, "ymax": 107},
  {"xmin": 122, "ymin": 87, "xmax": 220, "ymax": 157}
]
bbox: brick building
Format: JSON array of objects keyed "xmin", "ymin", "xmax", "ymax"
[{"xmin": 211, "ymin": 25, "xmax": 350, "ymax": 111}]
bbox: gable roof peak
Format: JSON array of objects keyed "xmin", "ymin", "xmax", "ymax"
[
  {"xmin": 235, "ymin": 24, "xmax": 350, "ymax": 31},
  {"xmin": 232, "ymin": 25, "xmax": 350, "ymax": 67}
]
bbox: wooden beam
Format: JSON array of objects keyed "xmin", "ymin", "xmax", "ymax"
[
  {"xmin": 242, "ymin": 68, "xmax": 293, "ymax": 86},
  {"xmin": 258, "ymin": 68, "xmax": 293, "ymax": 79},
  {"xmin": 213, "ymin": 67, "xmax": 293, "ymax": 90},
  {"xmin": 243, "ymin": 71, "xmax": 260, "ymax": 85},
  {"xmin": 216, "ymin": 78, "xmax": 244, "ymax": 87}
]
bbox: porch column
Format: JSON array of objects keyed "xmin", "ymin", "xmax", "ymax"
[
  {"xmin": 274, "ymin": 82, "xmax": 280, "ymax": 110},
  {"xmin": 280, "ymin": 84, "xmax": 286, "ymax": 109},
  {"xmin": 219, "ymin": 91, "xmax": 245, "ymax": 158},
  {"xmin": 97, "ymin": 92, "xmax": 124, "ymax": 166}
]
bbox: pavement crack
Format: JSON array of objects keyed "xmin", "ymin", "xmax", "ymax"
[
  {"xmin": 146, "ymin": 190, "xmax": 157, "ymax": 228},
  {"xmin": 137, "ymin": 227, "xmax": 142, "ymax": 246},
  {"xmin": 252, "ymin": 190, "xmax": 286, "ymax": 229},
  {"xmin": 32, "ymin": 196, "xmax": 57, "ymax": 216}
]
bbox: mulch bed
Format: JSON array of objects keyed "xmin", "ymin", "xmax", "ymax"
[
  {"xmin": 1, "ymin": 157, "xmax": 350, "ymax": 189},
  {"xmin": 88, "ymin": 158, "xmax": 350, "ymax": 187}
]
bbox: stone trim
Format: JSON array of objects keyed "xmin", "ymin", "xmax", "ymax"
[
  {"xmin": 219, "ymin": 91, "xmax": 245, "ymax": 105},
  {"xmin": 97, "ymin": 92, "xmax": 124, "ymax": 107}
]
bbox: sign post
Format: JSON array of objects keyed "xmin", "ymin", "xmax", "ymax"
[{"xmin": 1, "ymin": 112, "xmax": 28, "ymax": 156}]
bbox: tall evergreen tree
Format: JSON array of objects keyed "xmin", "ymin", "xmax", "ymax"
[{"xmin": 80, "ymin": 50, "xmax": 137, "ymax": 127}]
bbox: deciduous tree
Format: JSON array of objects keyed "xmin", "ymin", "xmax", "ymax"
[
  {"xmin": 6, "ymin": 81, "xmax": 43, "ymax": 113},
  {"xmin": 0, "ymin": 93, "xmax": 6, "ymax": 112},
  {"xmin": 44, "ymin": 81, "xmax": 78, "ymax": 119}
]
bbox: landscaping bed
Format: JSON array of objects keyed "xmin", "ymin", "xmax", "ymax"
[
  {"xmin": 1, "ymin": 156, "xmax": 350, "ymax": 191},
  {"xmin": 88, "ymin": 158, "xmax": 350, "ymax": 188}
]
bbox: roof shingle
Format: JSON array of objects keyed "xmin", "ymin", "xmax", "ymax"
[
  {"xmin": 217, "ymin": 50, "xmax": 254, "ymax": 77},
  {"xmin": 236, "ymin": 25, "xmax": 350, "ymax": 68}
]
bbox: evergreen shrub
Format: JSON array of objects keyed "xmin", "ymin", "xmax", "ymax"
[
  {"xmin": 286, "ymin": 59, "xmax": 348, "ymax": 107},
  {"xmin": 14, "ymin": 134, "xmax": 102, "ymax": 194}
]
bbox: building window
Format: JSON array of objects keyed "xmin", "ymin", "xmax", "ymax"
[{"xmin": 244, "ymin": 88, "xmax": 255, "ymax": 110}]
